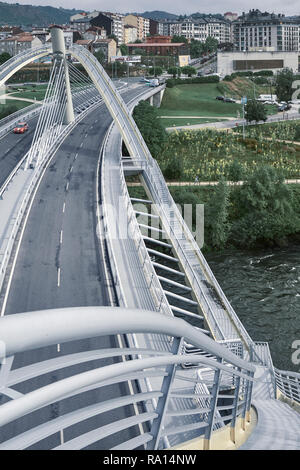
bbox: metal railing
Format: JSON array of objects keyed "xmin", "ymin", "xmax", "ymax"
[
  {"xmin": 0, "ymin": 307, "xmax": 255, "ymax": 450},
  {"xmin": 275, "ymin": 369, "xmax": 300, "ymax": 404}
]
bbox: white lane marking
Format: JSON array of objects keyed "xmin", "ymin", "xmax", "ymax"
[
  {"xmin": 57, "ymin": 344, "xmax": 61, "ymax": 353},
  {"xmin": 66, "ymin": 182, "xmax": 69, "ymax": 191},
  {"xmin": 70, "ymin": 166, "xmax": 73, "ymax": 173},
  {"xmin": 62, "ymin": 202, "xmax": 66, "ymax": 213},
  {"xmin": 60, "ymin": 429, "xmax": 64, "ymax": 445},
  {"xmin": 57, "ymin": 268, "xmax": 61, "ymax": 287},
  {"xmin": 80, "ymin": 142, "xmax": 83, "ymax": 148},
  {"xmin": 74, "ymin": 153, "xmax": 78, "ymax": 160},
  {"xmin": 60, "ymin": 230, "xmax": 63, "ymax": 245}
]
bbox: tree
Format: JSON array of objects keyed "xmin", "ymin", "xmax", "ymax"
[
  {"xmin": 133, "ymin": 48, "xmax": 147, "ymax": 56},
  {"xmin": 108, "ymin": 34, "xmax": 118, "ymax": 43},
  {"xmin": 149, "ymin": 66, "xmax": 163, "ymax": 77},
  {"xmin": 171, "ymin": 35, "xmax": 188, "ymax": 44},
  {"xmin": 181, "ymin": 66, "xmax": 197, "ymax": 77},
  {"xmin": 206, "ymin": 178, "xmax": 231, "ymax": 250},
  {"xmin": 275, "ymin": 68, "xmax": 294, "ymax": 102},
  {"xmin": 119, "ymin": 44, "xmax": 128, "ymax": 56},
  {"xmin": 0, "ymin": 104, "xmax": 18, "ymax": 120},
  {"xmin": 227, "ymin": 160, "xmax": 246, "ymax": 182},
  {"xmin": 94, "ymin": 50, "xmax": 105, "ymax": 65},
  {"xmin": 0, "ymin": 52, "xmax": 11, "ymax": 65},
  {"xmin": 245, "ymin": 99, "xmax": 267, "ymax": 123},
  {"xmin": 205, "ymin": 36, "xmax": 218, "ymax": 53},
  {"xmin": 133, "ymin": 100, "xmax": 167, "ymax": 159},
  {"xmin": 168, "ymin": 66, "xmax": 180, "ymax": 78},
  {"xmin": 231, "ymin": 166, "xmax": 299, "ymax": 247},
  {"xmin": 190, "ymin": 39, "xmax": 205, "ymax": 59}
]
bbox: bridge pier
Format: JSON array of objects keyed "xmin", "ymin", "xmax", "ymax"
[{"xmin": 51, "ymin": 26, "xmax": 74, "ymax": 125}]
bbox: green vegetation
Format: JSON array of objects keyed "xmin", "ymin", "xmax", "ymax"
[
  {"xmin": 0, "ymin": 52, "xmax": 11, "ymax": 65},
  {"xmin": 237, "ymin": 120, "xmax": 300, "ymax": 142},
  {"xmin": 159, "ymin": 83, "xmax": 242, "ymax": 118},
  {"xmin": 0, "ymin": 103, "xmax": 18, "ymax": 119},
  {"xmin": 133, "ymin": 101, "xmax": 167, "ymax": 158},
  {"xmin": 157, "ymin": 130, "xmax": 300, "ymax": 181},
  {"xmin": 128, "ymin": 180, "xmax": 300, "ymax": 251},
  {"xmin": 12, "ymin": 84, "xmax": 47, "ymax": 101},
  {"xmin": 149, "ymin": 66, "xmax": 163, "ymax": 77},
  {"xmin": 0, "ymin": 2, "xmax": 81, "ymax": 26},
  {"xmin": 180, "ymin": 66, "xmax": 197, "ymax": 77},
  {"xmin": 217, "ymin": 76, "xmax": 275, "ymax": 101},
  {"xmin": 189, "ymin": 37, "xmax": 218, "ymax": 58},
  {"xmin": 245, "ymin": 99, "xmax": 267, "ymax": 123},
  {"xmin": 275, "ymin": 68, "xmax": 294, "ymax": 102},
  {"xmin": 0, "ymin": 100, "xmax": 30, "ymax": 115}
]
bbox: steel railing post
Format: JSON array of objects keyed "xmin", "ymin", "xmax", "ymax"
[
  {"xmin": 147, "ymin": 336, "xmax": 184, "ymax": 450},
  {"xmin": 203, "ymin": 357, "xmax": 222, "ymax": 450},
  {"xmin": 230, "ymin": 366, "xmax": 241, "ymax": 443}
]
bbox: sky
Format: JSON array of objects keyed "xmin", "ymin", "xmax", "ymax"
[{"xmin": 2, "ymin": 0, "xmax": 300, "ymax": 16}]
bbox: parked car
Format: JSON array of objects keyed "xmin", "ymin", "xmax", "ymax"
[
  {"xmin": 224, "ymin": 98, "xmax": 236, "ymax": 103},
  {"xmin": 216, "ymin": 96, "xmax": 224, "ymax": 101},
  {"xmin": 13, "ymin": 122, "xmax": 28, "ymax": 134}
]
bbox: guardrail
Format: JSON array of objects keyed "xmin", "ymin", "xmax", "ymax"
[
  {"xmin": 70, "ymin": 45, "xmax": 255, "ymax": 350},
  {"xmin": 0, "ymin": 307, "xmax": 255, "ymax": 450},
  {"xmin": 0, "ymin": 104, "xmax": 41, "ymax": 140},
  {"xmin": 275, "ymin": 369, "xmax": 300, "ymax": 404}
]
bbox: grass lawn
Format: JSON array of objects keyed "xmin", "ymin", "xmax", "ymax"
[
  {"xmin": 0, "ymin": 99, "xmax": 31, "ymax": 113},
  {"xmin": 158, "ymin": 117, "xmax": 225, "ymax": 128},
  {"xmin": 158, "ymin": 83, "xmax": 243, "ymax": 119},
  {"xmin": 12, "ymin": 85, "xmax": 47, "ymax": 101}
]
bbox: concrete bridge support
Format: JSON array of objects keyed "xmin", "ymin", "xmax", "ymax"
[
  {"xmin": 51, "ymin": 26, "xmax": 74, "ymax": 125},
  {"xmin": 148, "ymin": 88, "xmax": 165, "ymax": 108}
]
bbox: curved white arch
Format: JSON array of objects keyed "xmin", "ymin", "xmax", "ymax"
[{"xmin": 0, "ymin": 46, "xmax": 51, "ymax": 88}]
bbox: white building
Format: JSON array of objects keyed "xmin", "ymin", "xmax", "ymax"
[
  {"xmin": 233, "ymin": 10, "xmax": 300, "ymax": 52},
  {"xmin": 217, "ymin": 50, "xmax": 299, "ymax": 77}
]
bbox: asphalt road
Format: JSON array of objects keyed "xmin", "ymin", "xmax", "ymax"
[
  {"xmin": 0, "ymin": 85, "xmax": 148, "ymax": 450},
  {"xmin": 0, "ymin": 116, "xmax": 38, "ymax": 187}
]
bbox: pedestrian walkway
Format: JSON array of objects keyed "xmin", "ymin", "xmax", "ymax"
[{"xmin": 127, "ymin": 179, "xmax": 300, "ymax": 187}]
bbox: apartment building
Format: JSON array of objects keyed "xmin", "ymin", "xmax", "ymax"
[
  {"xmin": 124, "ymin": 14, "xmax": 150, "ymax": 40},
  {"xmin": 161, "ymin": 21, "xmax": 182, "ymax": 37},
  {"xmin": 93, "ymin": 38, "xmax": 117, "ymax": 62},
  {"xmin": 0, "ymin": 26, "xmax": 24, "ymax": 40},
  {"xmin": 233, "ymin": 9, "xmax": 300, "ymax": 51},
  {"xmin": 163, "ymin": 17, "xmax": 231, "ymax": 43},
  {"xmin": 149, "ymin": 19, "xmax": 164, "ymax": 36},
  {"xmin": 206, "ymin": 18, "xmax": 231, "ymax": 43},
  {"xmin": 181, "ymin": 19, "xmax": 207, "ymax": 41},
  {"xmin": 124, "ymin": 25, "xmax": 138, "ymax": 44},
  {"xmin": 83, "ymin": 27, "xmax": 107, "ymax": 42},
  {"xmin": 0, "ymin": 34, "xmax": 42, "ymax": 56},
  {"xmin": 102, "ymin": 12, "xmax": 124, "ymax": 45}
]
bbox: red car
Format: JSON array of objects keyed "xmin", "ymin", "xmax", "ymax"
[{"xmin": 13, "ymin": 122, "xmax": 28, "ymax": 134}]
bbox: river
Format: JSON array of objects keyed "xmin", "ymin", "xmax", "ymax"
[{"xmin": 206, "ymin": 245, "xmax": 300, "ymax": 372}]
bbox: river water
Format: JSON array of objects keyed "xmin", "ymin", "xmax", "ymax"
[{"xmin": 206, "ymin": 245, "xmax": 300, "ymax": 372}]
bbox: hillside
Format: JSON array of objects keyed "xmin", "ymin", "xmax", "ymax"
[
  {"xmin": 138, "ymin": 11, "xmax": 178, "ymax": 20},
  {"xmin": 0, "ymin": 2, "xmax": 81, "ymax": 26}
]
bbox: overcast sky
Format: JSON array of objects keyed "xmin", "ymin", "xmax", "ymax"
[{"xmin": 2, "ymin": 0, "xmax": 300, "ymax": 16}]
